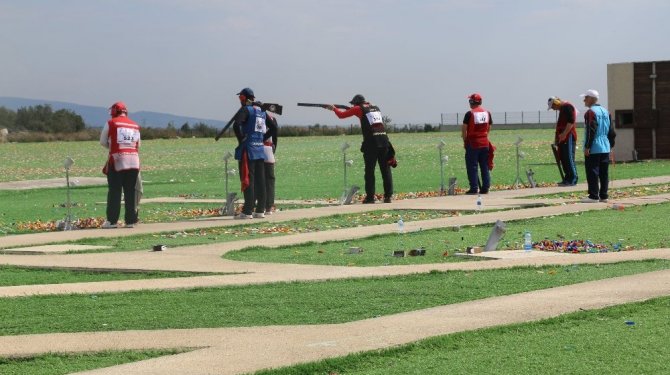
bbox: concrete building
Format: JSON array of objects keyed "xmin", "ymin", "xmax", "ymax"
[{"xmin": 607, "ymin": 60, "xmax": 669, "ymax": 161}]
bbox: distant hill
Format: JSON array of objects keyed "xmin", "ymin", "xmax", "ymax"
[{"xmin": 0, "ymin": 97, "xmax": 227, "ymax": 129}]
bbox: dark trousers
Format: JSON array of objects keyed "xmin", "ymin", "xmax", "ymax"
[
  {"xmin": 240, "ymin": 159, "xmax": 266, "ymax": 215},
  {"xmin": 584, "ymin": 153, "xmax": 610, "ymax": 200},
  {"xmin": 558, "ymin": 135, "xmax": 578, "ymax": 184},
  {"xmin": 363, "ymin": 147, "xmax": 393, "ymax": 199},
  {"xmin": 106, "ymin": 168, "xmax": 139, "ymax": 224},
  {"xmin": 465, "ymin": 145, "xmax": 490, "ymax": 192},
  {"xmin": 264, "ymin": 162, "xmax": 275, "ymax": 211}
]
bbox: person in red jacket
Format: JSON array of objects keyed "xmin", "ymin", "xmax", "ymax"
[
  {"xmin": 99, "ymin": 101, "xmax": 141, "ymax": 228},
  {"xmin": 461, "ymin": 93, "xmax": 493, "ymax": 194},
  {"xmin": 548, "ymin": 96, "xmax": 578, "ymax": 185},
  {"xmin": 325, "ymin": 95, "xmax": 394, "ymax": 203}
]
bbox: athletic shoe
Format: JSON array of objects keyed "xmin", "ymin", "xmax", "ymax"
[
  {"xmin": 264, "ymin": 210, "xmax": 273, "ymax": 216},
  {"xmin": 465, "ymin": 190, "xmax": 478, "ymax": 195},
  {"xmin": 125, "ymin": 223, "xmax": 135, "ymax": 228},
  {"xmin": 252, "ymin": 212, "xmax": 265, "ymax": 219},
  {"xmin": 599, "ymin": 198, "xmax": 609, "ymax": 203},
  {"xmin": 234, "ymin": 213, "xmax": 253, "ymax": 220},
  {"xmin": 362, "ymin": 198, "xmax": 375, "ymax": 204},
  {"xmin": 383, "ymin": 197, "xmax": 392, "ymax": 203},
  {"xmin": 580, "ymin": 197, "xmax": 600, "ymax": 203},
  {"xmin": 479, "ymin": 190, "xmax": 489, "ymax": 194},
  {"xmin": 101, "ymin": 221, "xmax": 117, "ymax": 229}
]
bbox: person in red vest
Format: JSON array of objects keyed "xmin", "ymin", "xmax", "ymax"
[
  {"xmin": 99, "ymin": 101, "xmax": 141, "ymax": 228},
  {"xmin": 461, "ymin": 93, "xmax": 493, "ymax": 195},
  {"xmin": 548, "ymin": 96, "xmax": 578, "ymax": 185}
]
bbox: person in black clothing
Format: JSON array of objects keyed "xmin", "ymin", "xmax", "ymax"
[
  {"xmin": 325, "ymin": 94, "xmax": 394, "ymax": 203},
  {"xmin": 263, "ymin": 112, "xmax": 278, "ymax": 214}
]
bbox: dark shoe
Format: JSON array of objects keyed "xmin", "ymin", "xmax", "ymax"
[
  {"xmin": 383, "ymin": 197, "xmax": 392, "ymax": 203},
  {"xmin": 479, "ymin": 190, "xmax": 489, "ymax": 194},
  {"xmin": 362, "ymin": 198, "xmax": 375, "ymax": 204},
  {"xmin": 465, "ymin": 190, "xmax": 478, "ymax": 195}
]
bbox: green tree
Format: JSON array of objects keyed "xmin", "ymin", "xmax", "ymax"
[{"xmin": 0, "ymin": 106, "xmax": 16, "ymax": 130}]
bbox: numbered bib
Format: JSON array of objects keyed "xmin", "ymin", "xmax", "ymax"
[
  {"xmin": 116, "ymin": 127, "xmax": 140, "ymax": 146},
  {"xmin": 365, "ymin": 111, "xmax": 383, "ymax": 125},
  {"xmin": 474, "ymin": 112, "xmax": 489, "ymax": 125},
  {"xmin": 255, "ymin": 115, "xmax": 267, "ymax": 133}
]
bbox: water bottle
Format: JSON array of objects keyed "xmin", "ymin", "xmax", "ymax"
[
  {"xmin": 397, "ymin": 216, "xmax": 404, "ymax": 234},
  {"xmin": 476, "ymin": 195, "xmax": 483, "ymax": 212},
  {"xmin": 523, "ymin": 230, "xmax": 532, "ymax": 251}
]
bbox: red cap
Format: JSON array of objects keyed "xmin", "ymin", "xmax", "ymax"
[
  {"xmin": 467, "ymin": 93, "xmax": 482, "ymax": 103},
  {"xmin": 109, "ymin": 101, "xmax": 127, "ymax": 115}
]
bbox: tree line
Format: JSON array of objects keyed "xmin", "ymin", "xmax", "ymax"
[{"xmin": 0, "ymin": 105, "xmax": 440, "ymax": 143}]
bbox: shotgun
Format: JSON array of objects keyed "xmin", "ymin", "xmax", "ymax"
[
  {"xmin": 551, "ymin": 144, "xmax": 565, "ymax": 181},
  {"xmin": 214, "ymin": 102, "xmax": 282, "ymax": 141},
  {"xmin": 297, "ymin": 103, "xmax": 350, "ymax": 110}
]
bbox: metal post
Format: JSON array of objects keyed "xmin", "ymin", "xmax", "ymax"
[
  {"xmin": 61, "ymin": 157, "xmax": 75, "ymax": 230},
  {"xmin": 521, "ymin": 111, "xmax": 524, "ymax": 124},
  {"xmin": 505, "ymin": 112, "xmax": 507, "ymax": 125}
]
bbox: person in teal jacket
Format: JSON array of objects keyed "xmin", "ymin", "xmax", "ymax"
[{"xmin": 580, "ymin": 89, "xmax": 616, "ymax": 203}]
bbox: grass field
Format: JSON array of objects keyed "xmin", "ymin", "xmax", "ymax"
[
  {"xmin": 0, "ymin": 260, "xmax": 666, "ymax": 336},
  {"xmin": 0, "ymin": 266, "xmax": 229, "ymax": 287},
  {"xmin": 225, "ymin": 202, "xmax": 670, "ymax": 266},
  {"xmin": 2, "ymin": 130, "xmax": 670, "ymax": 235},
  {"xmin": 255, "ymin": 296, "xmax": 670, "ymax": 375},
  {"xmin": 0, "ymin": 349, "xmax": 187, "ymax": 375}
]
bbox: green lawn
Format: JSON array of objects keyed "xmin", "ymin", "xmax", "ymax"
[
  {"xmin": 2, "ymin": 131, "xmax": 670, "ymax": 235},
  {"xmin": 254, "ymin": 296, "xmax": 670, "ymax": 375},
  {"xmin": 0, "ymin": 349, "xmax": 187, "ymax": 375},
  {"xmin": 225, "ymin": 202, "xmax": 670, "ymax": 266},
  {"xmin": 0, "ymin": 260, "xmax": 666, "ymax": 336},
  {"xmin": 29, "ymin": 209, "xmax": 461, "ymax": 254},
  {"xmin": 0, "ymin": 265, "xmax": 228, "ymax": 287}
]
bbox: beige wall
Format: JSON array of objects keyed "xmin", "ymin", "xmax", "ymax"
[{"xmin": 607, "ymin": 63, "xmax": 635, "ymax": 161}]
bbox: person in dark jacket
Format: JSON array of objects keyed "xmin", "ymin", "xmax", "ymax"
[
  {"xmin": 325, "ymin": 95, "xmax": 394, "ymax": 203},
  {"xmin": 263, "ymin": 111, "xmax": 278, "ymax": 214}
]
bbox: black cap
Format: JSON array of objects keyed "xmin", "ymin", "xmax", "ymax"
[
  {"xmin": 349, "ymin": 94, "xmax": 366, "ymax": 105},
  {"xmin": 236, "ymin": 87, "xmax": 255, "ymax": 99}
]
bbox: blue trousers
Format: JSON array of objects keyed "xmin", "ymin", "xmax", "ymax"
[
  {"xmin": 584, "ymin": 153, "xmax": 609, "ymax": 200},
  {"xmin": 465, "ymin": 145, "xmax": 490, "ymax": 192},
  {"xmin": 558, "ymin": 134, "xmax": 578, "ymax": 184}
]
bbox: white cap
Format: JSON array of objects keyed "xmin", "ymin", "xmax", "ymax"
[{"xmin": 580, "ymin": 89, "xmax": 599, "ymax": 99}]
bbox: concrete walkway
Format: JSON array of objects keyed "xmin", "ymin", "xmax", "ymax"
[
  {"xmin": 0, "ymin": 176, "xmax": 669, "ymax": 374},
  {"xmin": 0, "ymin": 270, "xmax": 667, "ymax": 375}
]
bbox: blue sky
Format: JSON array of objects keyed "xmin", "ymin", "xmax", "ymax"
[{"xmin": 1, "ymin": 0, "xmax": 668, "ymax": 125}]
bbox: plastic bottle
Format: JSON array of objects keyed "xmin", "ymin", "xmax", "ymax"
[
  {"xmin": 397, "ymin": 216, "xmax": 404, "ymax": 234},
  {"xmin": 476, "ymin": 195, "xmax": 483, "ymax": 212},
  {"xmin": 523, "ymin": 230, "xmax": 532, "ymax": 251}
]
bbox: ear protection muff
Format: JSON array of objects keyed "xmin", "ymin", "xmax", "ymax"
[{"xmin": 548, "ymin": 97, "xmax": 561, "ymax": 108}]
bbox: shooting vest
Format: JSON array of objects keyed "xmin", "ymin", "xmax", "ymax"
[
  {"xmin": 107, "ymin": 116, "xmax": 140, "ymax": 171},
  {"xmin": 556, "ymin": 101, "xmax": 578, "ymax": 143},
  {"xmin": 466, "ymin": 106, "xmax": 490, "ymax": 149},
  {"xmin": 360, "ymin": 104, "xmax": 389, "ymax": 148},
  {"xmin": 584, "ymin": 105, "xmax": 611, "ymax": 154},
  {"xmin": 235, "ymin": 105, "xmax": 267, "ymax": 161}
]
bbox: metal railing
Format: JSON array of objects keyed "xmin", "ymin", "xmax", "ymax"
[{"xmin": 440, "ymin": 111, "xmax": 573, "ymax": 126}]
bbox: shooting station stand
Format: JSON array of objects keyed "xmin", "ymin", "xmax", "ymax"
[
  {"xmin": 59, "ymin": 157, "xmax": 76, "ymax": 231},
  {"xmin": 340, "ymin": 142, "xmax": 359, "ymax": 205},
  {"xmin": 221, "ymin": 151, "xmax": 238, "ymax": 216}
]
